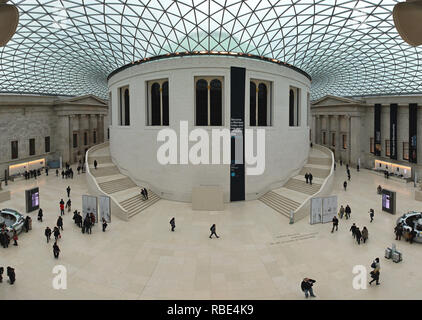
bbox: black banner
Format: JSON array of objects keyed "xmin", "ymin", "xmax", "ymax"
[
  {"xmin": 374, "ymin": 104, "xmax": 381, "ymax": 156},
  {"xmin": 230, "ymin": 67, "xmax": 246, "ymax": 202},
  {"xmin": 409, "ymin": 103, "xmax": 417, "ymax": 163},
  {"xmin": 390, "ymin": 104, "xmax": 397, "ymax": 160}
]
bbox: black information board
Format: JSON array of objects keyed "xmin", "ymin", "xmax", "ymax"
[
  {"xmin": 382, "ymin": 189, "xmax": 396, "ymax": 214},
  {"xmin": 25, "ymin": 187, "xmax": 40, "ymax": 213}
]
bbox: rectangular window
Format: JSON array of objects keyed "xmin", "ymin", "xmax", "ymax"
[
  {"xmin": 370, "ymin": 137, "xmax": 374, "ymax": 153},
  {"xmin": 11, "ymin": 140, "xmax": 18, "ymax": 159},
  {"xmin": 331, "ymin": 132, "xmax": 335, "ymax": 147},
  {"xmin": 403, "ymin": 142, "xmax": 409, "ymax": 160},
  {"xmin": 73, "ymin": 133, "xmax": 78, "ymax": 148},
  {"xmin": 322, "ymin": 132, "xmax": 326, "ymax": 145},
  {"xmin": 147, "ymin": 79, "xmax": 169, "ymax": 126},
  {"xmin": 29, "ymin": 138, "xmax": 35, "ymax": 156},
  {"xmin": 385, "ymin": 140, "xmax": 391, "ymax": 156},
  {"xmin": 342, "ymin": 135, "xmax": 347, "ymax": 149},
  {"xmin": 289, "ymin": 86, "xmax": 300, "ymax": 127},
  {"xmin": 195, "ymin": 77, "xmax": 223, "ymax": 126},
  {"xmin": 93, "ymin": 131, "xmax": 97, "ymax": 144},
  {"xmin": 84, "ymin": 132, "xmax": 88, "ymax": 146},
  {"xmin": 250, "ymin": 79, "xmax": 272, "ymax": 126},
  {"xmin": 118, "ymin": 86, "xmax": 130, "ymax": 126},
  {"xmin": 45, "ymin": 136, "xmax": 50, "ymax": 153}
]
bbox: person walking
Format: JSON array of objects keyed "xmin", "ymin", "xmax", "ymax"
[
  {"xmin": 347, "ymin": 168, "xmax": 351, "ymax": 181},
  {"xmin": 394, "ymin": 223, "xmax": 403, "ymax": 241},
  {"xmin": 209, "ymin": 224, "xmax": 219, "ymax": 239},
  {"xmin": 338, "ymin": 205, "xmax": 345, "ymax": 219},
  {"xmin": 300, "ymin": 278, "xmax": 316, "ymax": 298},
  {"xmin": 53, "ymin": 242, "xmax": 60, "ymax": 259},
  {"xmin": 369, "ymin": 208, "xmax": 374, "ymax": 222},
  {"xmin": 369, "ymin": 258, "xmax": 380, "ymax": 285},
  {"xmin": 350, "ymin": 223, "xmax": 357, "ymax": 239},
  {"xmin": 334, "ymin": 162, "xmax": 336, "ymax": 171},
  {"xmin": 345, "ymin": 205, "xmax": 351, "ymax": 219},
  {"xmin": 38, "ymin": 208, "xmax": 43, "ymax": 222},
  {"xmin": 144, "ymin": 188, "xmax": 149, "ymax": 200},
  {"xmin": 12, "ymin": 230, "xmax": 18, "ymax": 246},
  {"xmin": 7, "ymin": 266, "xmax": 15, "ymax": 285},
  {"xmin": 305, "ymin": 173, "xmax": 309, "ymax": 184},
  {"xmin": 331, "ymin": 216, "xmax": 339, "ymax": 233},
  {"xmin": 102, "ymin": 218, "xmax": 107, "ymax": 232},
  {"xmin": 309, "ymin": 173, "xmax": 313, "ymax": 185},
  {"xmin": 53, "ymin": 227, "xmax": 61, "ymax": 241},
  {"xmin": 57, "ymin": 216, "xmax": 63, "ymax": 231},
  {"xmin": 343, "ymin": 181, "xmax": 347, "ymax": 191},
  {"xmin": 66, "ymin": 186, "xmax": 71, "ymax": 198},
  {"xmin": 59, "ymin": 199, "xmax": 65, "ymax": 216},
  {"xmin": 362, "ymin": 227, "xmax": 369, "ymax": 243},
  {"xmin": 94, "ymin": 159, "xmax": 98, "ymax": 170},
  {"xmin": 355, "ymin": 227, "xmax": 362, "ymax": 245},
  {"xmin": 56, "ymin": 169, "xmax": 59, "ymax": 177},
  {"xmin": 66, "ymin": 199, "xmax": 71, "ymax": 213},
  {"xmin": 45, "ymin": 226, "xmax": 52, "ymax": 243},
  {"xmin": 170, "ymin": 217, "xmax": 175, "ymax": 232}
]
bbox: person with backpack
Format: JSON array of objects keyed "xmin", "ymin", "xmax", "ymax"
[
  {"xmin": 209, "ymin": 224, "xmax": 219, "ymax": 239},
  {"xmin": 369, "ymin": 258, "xmax": 380, "ymax": 285}
]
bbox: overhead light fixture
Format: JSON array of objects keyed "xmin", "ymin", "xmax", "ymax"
[
  {"xmin": 0, "ymin": 0, "xmax": 19, "ymax": 47},
  {"xmin": 393, "ymin": 0, "xmax": 422, "ymax": 47}
]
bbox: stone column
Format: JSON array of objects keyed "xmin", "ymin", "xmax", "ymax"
[
  {"xmin": 98, "ymin": 115, "xmax": 105, "ymax": 143},
  {"xmin": 78, "ymin": 115, "xmax": 84, "ymax": 163},
  {"xmin": 334, "ymin": 115, "xmax": 340, "ymax": 160},
  {"xmin": 87, "ymin": 114, "xmax": 92, "ymax": 146},
  {"xmin": 68, "ymin": 115, "xmax": 75, "ymax": 163},
  {"xmin": 350, "ymin": 115, "xmax": 361, "ymax": 167},
  {"xmin": 315, "ymin": 115, "xmax": 321, "ymax": 144},
  {"xmin": 345, "ymin": 115, "xmax": 351, "ymax": 165}
]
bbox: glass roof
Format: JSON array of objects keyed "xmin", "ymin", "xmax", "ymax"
[{"xmin": 1, "ymin": 0, "xmax": 422, "ymax": 100}]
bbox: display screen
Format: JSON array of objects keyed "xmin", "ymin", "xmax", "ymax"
[
  {"xmin": 26, "ymin": 187, "xmax": 40, "ymax": 213},
  {"xmin": 381, "ymin": 189, "xmax": 395, "ymax": 214}
]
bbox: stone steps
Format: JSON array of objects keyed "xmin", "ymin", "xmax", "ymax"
[
  {"xmin": 307, "ymin": 157, "xmax": 331, "ymax": 165},
  {"xmin": 88, "ymin": 156, "xmax": 112, "ymax": 164},
  {"xmin": 98, "ymin": 177, "xmax": 137, "ymax": 194},
  {"xmin": 119, "ymin": 191, "xmax": 161, "ymax": 218},
  {"xmin": 259, "ymin": 191, "xmax": 301, "ymax": 218},
  {"xmin": 284, "ymin": 178, "xmax": 321, "ymax": 195},
  {"xmin": 299, "ymin": 167, "xmax": 331, "ymax": 179},
  {"xmin": 90, "ymin": 165, "xmax": 121, "ymax": 178}
]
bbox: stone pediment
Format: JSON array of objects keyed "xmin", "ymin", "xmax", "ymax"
[
  {"xmin": 312, "ymin": 95, "xmax": 362, "ymax": 107},
  {"xmin": 57, "ymin": 95, "xmax": 107, "ymax": 106}
]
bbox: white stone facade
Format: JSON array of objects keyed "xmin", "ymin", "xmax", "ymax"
[{"xmin": 108, "ymin": 55, "xmax": 311, "ymax": 202}]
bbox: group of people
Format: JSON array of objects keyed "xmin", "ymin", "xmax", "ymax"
[
  {"xmin": 23, "ymin": 169, "xmax": 41, "ymax": 180},
  {"xmin": 337, "ymin": 204, "xmax": 352, "ymax": 219},
  {"xmin": 394, "ymin": 222, "xmax": 417, "ymax": 244},
  {"xmin": 59, "ymin": 168, "xmax": 74, "ymax": 179},
  {"xmin": 350, "ymin": 223, "xmax": 369, "ymax": 244},
  {"xmin": 0, "ymin": 266, "xmax": 16, "ymax": 285},
  {"xmin": 304, "ymin": 172, "xmax": 313, "ymax": 185}
]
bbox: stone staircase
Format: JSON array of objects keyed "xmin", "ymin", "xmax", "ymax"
[
  {"xmin": 88, "ymin": 145, "xmax": 160, "ymax": 219},
  {"xmin": 259, "ymin": 147, "xmax": 332, "ymax": 221}
]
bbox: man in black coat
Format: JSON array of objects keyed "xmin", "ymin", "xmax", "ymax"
[
  {"xmin": 301, "ymin": 278, "xmax": 316, "ymax": 298},
  {"xmin": 94, "ymin": 160, "xmax": 98, "ymax": 170},
  {"xmin": 305, "ymin": 173, "xmax": 309, "ymax": 184},
  {"xmin": 355, "ymin": 227, "xmax": 362, "ymax": 245},
  {"xmin": 309, "ymin": 173, "xmax": 313, "ymax": 185},
  {"xmin": 66, "ymin": 186, "xmax": 71, "ymax": 198},
  {"xmin": 345, "ymin": 205, "xmax": 351, "ymax": 219},
  {"xmin": 7, "ymin": 266, "xmax": 15, "ymax": 285},
  {"xmin": 38, "ymin": 208, "xmax": 43, "ymax": 222},
  {"xmin": 350, "ymin": 223, "xmax": 357, "ymax": 238},
  {"xmin": 209, "ymin": 224, "xmax": 219, "ymax": 239},
  {"xmin": 45, "ymin": 227, "xmax": 52, "ymax": 243},
  {"xmin": 331, "ymin": 216, "xmax": 339, "ymax": 233},
  {"xmin": 170, "ymin": 217, "xmax": 175, "ymax": 232},
  {"xmin": 57, "ymin": 216, "xmax": 63, "ymax": 231}
]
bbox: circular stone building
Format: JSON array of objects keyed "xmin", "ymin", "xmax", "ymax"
[{"xmin": 108, "ymin": 53, "xmax": 311, "ymax": 202}]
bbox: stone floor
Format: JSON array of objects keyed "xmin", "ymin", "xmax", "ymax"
[{"xmin": 0, "ymin": 164, "xmax": 421, "ymax": 300}]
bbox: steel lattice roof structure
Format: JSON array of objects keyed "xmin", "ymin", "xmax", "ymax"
[{"xmin": 1, "ymin": 0, "xmax": 421, "ymax": 100}]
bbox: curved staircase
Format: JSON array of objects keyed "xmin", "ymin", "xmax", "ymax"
[
  {"xmin": 86, "ymin": 144, "xmax": 160, "ymax": 220},
  {"xmin": 259, "ymin": 146, "xmax": 333, "ymax": 221}
]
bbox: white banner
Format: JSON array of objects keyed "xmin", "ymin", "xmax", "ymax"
[
  {"xmin": 99, "ymin": 195, "xmax": 111, "ymax": 223},
  {"xmin": 310, "ymin": 195, "xmax": 338, "ymax": 224},
  {"xmin": 82, "ymin": 195, "xmax": 98, "ymax": 221},
  {"xmin": 310, "ymin": 197, "xmax": 322, "ymax": 224}
]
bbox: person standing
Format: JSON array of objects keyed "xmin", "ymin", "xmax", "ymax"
[
  {"xmin": 338, "ymin": 205, "xmax": 345, "ymax": 219},
  {"xmin": 300, "ymin": 278, "xmax": 316, "ymax": 298},
  {"xmin": 38, "ymin": 208, "xmax": 43, "ymax": 222},
  {"xmin": 369, "ymin": 258, "xmax": 380, "ymax": 285},
  {"xmin": 12, "ymin": 230, "xmax": 18, "ymax": 246},
  {"xmin": 57, "ymin": 216, "xmax": 63, "ymax": 231},
  {"xmin": 355, "ymin": 227, "xmax": 362, "ymax": 245},
  {"xmin": 350, "ymin": 223, "xmax": 357, "ymax": 239},
  {"xmin": 61, "ymin": 170, "xmax": 65, "ymax": 179},
  {"xmin": 45, "ymin": 166, "xmax": 49, "ymax": 176},
  {"xmin": 45, "ymin": 226, "xmax": 52, "ymax": 243},
  {"xmin": 170, "ymin": 217, "xmax": 175, "ymax": 232},
  {"xmin": 331, "ymin": 216, "xmax": 339, "ymax": 233},
  {"xmin": 305, "ymin": 173, "xmax": 309, "ymax": 184},
  {"xmin": 59, "ymin": 199, "xmax": 65, "ymax": 216},
  {"xmin": 345, "ymin": 205, "xmax": 351, "ymax": 219},
  {"xmin": 209, "ymin": 224, "xmax": 219, "ymax": 239},
  {"xmin": 144, "ymin": 188, "xmax": 149, "ymax": 200},
  {"xmin": 343, "ymin": 181, "xmax": 347, "ymax": 191},
  {"xmin": 334, "ymin": 162, "xmax": 336, "ymax": 171},
  {"xmin": 56, "ymin": 169, "xmax": 59, "ymax": 177},
  {"xmin": 102, "ymin": 218, "xmax": 108, "ymax": 232},
  {"xmin": 0, "ymin": 267, "xmax": 3, "ymax": 283},
  {"xmin": 66, "ymin": 186, "xmax": 71, "ymax": 198},
  {"xmin": 394, "ymin": 223, "xmax": 403, "ymax": 241},
  {"xmin": 94, "ymin": 159, "xmax": 98, "ymax": 170},
  {"xmin": 309, "ymin": 173, "xmax": 313, "ymax": 185},
  {"xmin": 7, "ymin": 266, "xmax": 15, "ymax": 285},
  {"xmin": 362, "ymin": 227, "xmax": 369, "ymax": 244},
  {"xmin": 369, "ymin": 209, "xmax": 374, "ymax": 222},
  {"xmin": 53, "ymin": 242, "xmax": 60, "ymax": 259}
]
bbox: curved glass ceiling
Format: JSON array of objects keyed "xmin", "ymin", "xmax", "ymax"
[{"xmin": 1, "ymin": 0, "xmax": 422, "ymax": 100}]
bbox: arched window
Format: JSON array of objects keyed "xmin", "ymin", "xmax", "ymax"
[
  {"xmin": 210, "ymin": 79, "xmax": 222, "ymax": 126},
  {"xmin": 162, "ymin": 81, "xmax": 169, "ymax": 126},
  {"xmin": 124, "ymin": 88, "xmax": 130, "ymax": 126},
  {"xmin": 250, "ymin": 80, "xmax": 271, "ymax": 126},
  {"xmin": 151, "ymin": 83, "xmax": 161, "ymax": 125},
  {"xmin": 289, "ymin": 89, "xmax": 295, "ymax": 126},
  {"xmin": 196, "ymin": 79, "xmax": 208, "ymax": 126},
  {"xmin": 258, "ymin": 83, "xmax": 267, "ymax": 126},
  {"xmin": 250, "ymin": 82, "xmax": 257, "ymax": 126}
]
